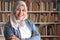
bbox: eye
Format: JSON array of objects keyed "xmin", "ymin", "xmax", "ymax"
[
  {"xmin": 16, "ymin": 9, "xmax": 20, "ymax": 11},
  {"xmin": 22, "ymin": 9, "xmax": 25, "ymax": 11}
]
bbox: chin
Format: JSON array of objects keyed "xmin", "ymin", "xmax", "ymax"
[
  {"xmin": 17, "ymin": 17, "xmax": 23, "ymax": 20},
  {"xmin": 17, "ymin": 16, "xmax": 24, "ymax": 20}
]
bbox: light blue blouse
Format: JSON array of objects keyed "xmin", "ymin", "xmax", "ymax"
[{"xmin": 4, "ymin": 19, "xmax": 41, "ymax": 40}]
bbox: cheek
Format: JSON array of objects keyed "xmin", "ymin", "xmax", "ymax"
[
  {"xmin": 23, "ymin": 11, "xmax": 26, "ymax": 15},
  {"xmin": 15, "ymin": 12, "xmax": 19, "ymax": 17},
  {"xmin": 15, "ymin": 11, "xmax": 20, "ymax": 16},
  {"xmin": 16, "ymin": 11, "xmax": 19, "ymax": 14}
]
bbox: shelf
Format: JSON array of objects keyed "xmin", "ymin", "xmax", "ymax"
[
  {"xmin": 27, "ymin": 11, "xmax": 60, "ymax": 13},
  {"xmin": 0, "ymin": 22, "xmax": 6, "ymax": 25},
  {"xmin": 0, "ymin": 34, "xmax": 60, "ymax": 38},
  {"xmin": 0, "ymin": 11, "xmax": 12, "ymax": 13},
  {"xmin": 41, "ymin": 35, "xmax": 60, "ymax": 38},
  {"xmin": 0, "ymin": 22, "xmax": 60, "ymax": 25},
  {"xmin": 0, "ymin": 11, "xmax": 60, "ymax": 13},
  {"xmin": 34, "ymin": 22, "xmax": 60, "ymax": 24}
]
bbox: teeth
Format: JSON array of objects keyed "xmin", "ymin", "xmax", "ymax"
[
  {"xmin": 18, "ymin": 13, "xmax": 24, "ymax": 16},
  {"xmin": 18, "ymin": 14, "xmax": 21, "ymax": 16}
]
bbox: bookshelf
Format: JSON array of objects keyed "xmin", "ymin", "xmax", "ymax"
[
  {"xmin": 0, "ymin": 0, "xmax": 60, "ymax": 40},
  {"xmin": 27, "ymin": 11, "xmax": 60, "ymax": 13}
]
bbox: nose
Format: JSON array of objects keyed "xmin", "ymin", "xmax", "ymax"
[{"xmin": 19, "ymin": 10, "xmax": 22, "ymax": 14}]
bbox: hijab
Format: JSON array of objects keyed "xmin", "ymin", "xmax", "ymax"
[{"xmin": 10, "ymin": 1, "xmax": 27, "ymax": 29}]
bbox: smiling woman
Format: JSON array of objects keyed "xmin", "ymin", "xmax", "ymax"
[
  {"xmin": 15, "ymin": 5, "xmax": 26, "ymax": 20},
  {"xmin": 4, "ymin": 1, "xmax": 41, "ymax": 40}
]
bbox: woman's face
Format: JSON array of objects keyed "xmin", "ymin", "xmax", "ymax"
[{"xmin": 15, "ymin": 5, "xmax": 26, "ymax": 20}]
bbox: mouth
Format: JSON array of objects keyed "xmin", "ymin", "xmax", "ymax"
[{"xmin": 18, "ymin": 13, "xmax": 24, "ymax": 17}]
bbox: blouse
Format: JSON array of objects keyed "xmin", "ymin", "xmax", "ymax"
[{"xmin": 4, "ymin": 19, "xmax": 41, "ymax": 40}]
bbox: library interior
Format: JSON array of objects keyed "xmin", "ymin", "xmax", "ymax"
[{"xmin": 0, "ymin": 0, "xmax": 60, "ymax": 40}]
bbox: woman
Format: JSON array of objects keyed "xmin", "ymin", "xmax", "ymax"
[{"xmin": 4, "ymin": 1, "xmax": 41, "ymax": 40}]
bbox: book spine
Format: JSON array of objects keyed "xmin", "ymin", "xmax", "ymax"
[{"xmin": 0, "ymin": 0, "xmax": 1, "ymax": 11}]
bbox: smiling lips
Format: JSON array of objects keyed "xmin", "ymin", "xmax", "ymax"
[{"xmin": 18, "ymin": 13, "xmax": 24, "ymax": 17}]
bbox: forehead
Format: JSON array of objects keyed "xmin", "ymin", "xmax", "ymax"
[{"xmin": 17, "ymin": 5, "xmax": 25, "ymax": 9}]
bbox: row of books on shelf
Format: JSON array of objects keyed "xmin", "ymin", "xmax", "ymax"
[
  {"xmin": 28, "ymin": 13, "xmax": 60, "ymax": 22},
  {"xmin": 38, "ymin": 24, "xmax": 60, "ymax": 36},
  {"xmin": 25, "ymin": 0, "xmax": 55, "ymax": 11},
  {"xmin": 36, "ymin": 24, "xmax": 60, "ymax": 40},
  {"xmin": 0, "ymin": 12, "xmax": 60, "ymax": 22},
  {"xmin": 0, "ymin": 0, "xmax": 56, "ymax": 11},
  {"xmin": 36, "ymin": 24, "xmax": 60, "ymax": 36},
  {"xmin": 0, "ymin": 13, "xmax": 10, "ymax": 22},
  {"xmin": 36, "ymin": 24, "xmax": 55, "ymax": 35},
  {"xmin": 0, "ymin": 0, "xmax": 12, "ymax": 11}
]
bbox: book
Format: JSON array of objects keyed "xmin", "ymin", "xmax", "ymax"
[
  {"xmin": 29, "ymin": 2, "xmax": 32, "ymax": 11},
  {"xmin": 44, "ymin": 38, "xmax": 49, "ymax": 40},
  {"xmin": 47, "ymin": 13, "xmax": 51, "ymax": 22},
  {"xmin": 55, "ymin": 24, "xmax": 60, "ymax": 40},
  {"xmin": 1, "ymin": 0, "xmax": 4, "ymax": 11},
  {"xmin": 57, "ymin": 2, "xmax": 60, "ymax": 11},
  {"xmin": 51, "ymin": 13, "xmax": 54, "ymax": 22},
  {"xmin": 33, "ymin": 13, "xmax": 36, "ymax": 22},
  {"xmin": 54, "ymin": 13, "xmax": 58, "ymax": 22},
  {"xmin": 49, "ymin": 2, "xmax": 53, "ymax": 11},
  {"xmin": 32, "ymin": 2, "xmax": 39, "ymax": 11},
  {"xmin": 29, "ymin": 13, "xmax": 36, "ymax": 22},
  {"xmin": 43, "ymin": 13, "xmax": 47, "ymax": 22},
  {"xmin": 39, "ymin": 2, "xmax": 45, "ymax": 11},
  {"xmin": 5, "ymin": 1, "xmax": 8, "ymax": 11},
  {"xmin": 9, "ymin": 1, "xmax": 12, "ymax": 11},
  {"xmin": 45, "ymin": 2, "xmax": 49, "ymax": 11},
  {"xmin": 39, "ymin": 13, "xmax": 44, "ymax": 22},
  {"xmin": 2, "ymin": 13, "xmax": 10, "ymax": 22},
  {"xmin": 58, "ymin": 13, "xmax": 60, "ymax": 22},
  {"xmin": 36, "ymin": 13, "xmax": 40, "ymax": 22},
  {"xmin": 27, "ymin": 13, "xmax": 30, "ymax": 19},
  {"xmin": 8, "ymin": 0, "xmax": 12, "ymax": 11},
  {"xmin": 47, "ymin": 25, "xmax": 54, "ymax": 35},
  {"xmin": 0, "ymin": 13, "xmax": 2, "ymax": 22},
  {"xmin": 0, "ymin": 26, "xmax": 2, "ymax": 35},
  {"xmin": 55, "ymin": 24, "xmax": 60, "ymax": 36},
  {"xmin": 41, "ymin": 25, "xmax": 46, "ymax": 35},
  {"xmin": 11, "ymin": 0, "xmax": 14, "ymax": 10},
  {"xmin": 0, "ymin": 0, "xmax": 1, "ymax": 11}
]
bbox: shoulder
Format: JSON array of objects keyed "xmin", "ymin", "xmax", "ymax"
[
  {"xmin": 25, "ymin": 19, "xmax": 33, "ymax": 24},
  {"xmin": 25, "ymin": 19, "xmax": 35, "ymax": 27},
  {"xmin": 5, "ymin": 21, "xmax": 11, "ymax": 28},
  {"xmin": 25, "ymin": 19, "xmax": 34, "ymax": 25}
]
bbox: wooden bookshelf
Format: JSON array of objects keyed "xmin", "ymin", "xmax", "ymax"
[
  {"xmin": 0, "ymin": 0, "xmax": 60, "ymax": 40},
  {"xmin": 27, "ymin": 11, "xmax": 60, "ymax": 13},
  {"xmin": 0, "ymin": 22, "xmax": 6, "ymax": 25},
  {"xmin": 34, "ymin": 22, "xmax": 60, "ymax": 24},
  {"xmin": 0, "ymin": 11, "xmax": 60, "ymax": 13},
  {"xmin": 0, "ymin": 11, "xmax": 12, "ymax": 12},
  {"xmin": 41, "ymin": 35, "xmax": 60, "ymax": 38}
]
